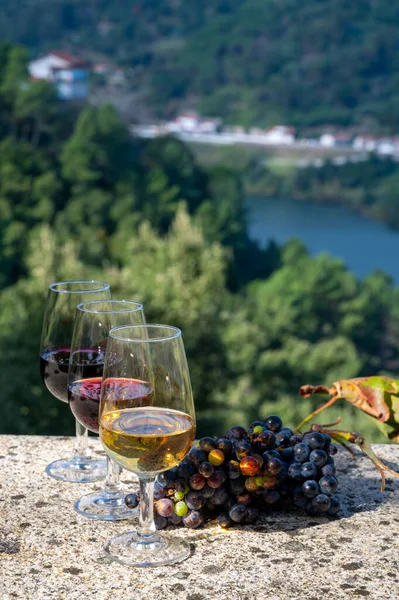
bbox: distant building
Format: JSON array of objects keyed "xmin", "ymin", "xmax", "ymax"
[
  {"xmin": 263, "ymin": 126, "xmax": 296, "ymax": 145},
  {"xmin": 376, "ymin": 139, "xmax": 397, "ymax": 156},
  {"xmin": 320, "ymin": 132, "xmax": 352, "ymax": 148},
  {"xmin": 320, "ymin": 133, "xmax": 336, "ymax": 147},
  {"xmin": 28, "ymin": 51, "xmax": 90, "ymax": 100},
  {"xmin": 353, "ymin": 136, "xmax": 377, "ymax": 152},
  {"xmin": 197, "ymin": 118, "xmax": 222, "ymax": 134}
]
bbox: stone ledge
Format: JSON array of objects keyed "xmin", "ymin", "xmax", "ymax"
[{"xmin": 1, "ymin": 436, "xmax": 399, "ymax": 600}]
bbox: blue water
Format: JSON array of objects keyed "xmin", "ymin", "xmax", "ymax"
[{"xmin": 246, "ymin": 196, "xmax": 399, "ymax": 282}]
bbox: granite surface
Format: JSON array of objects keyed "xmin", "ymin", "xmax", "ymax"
[{"xmin": 1, "ymin": 436, "xmax": 399, "ymax": 600}]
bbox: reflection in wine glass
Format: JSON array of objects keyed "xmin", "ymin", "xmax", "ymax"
[
  {"xmin": 68, "ymin": 300, "xmax": 145, "ymax": 520},
  {"xmin": 39, "ymin": 280, "xmax": 111, "ymax": 482},
  {"xmin": 99, "ymin": 324, "xmax": 196, "ymax": 567}
]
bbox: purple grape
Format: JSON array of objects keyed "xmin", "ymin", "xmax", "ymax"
[
  {"xmin": 212, "ymin": 487, "xmax": 229, "ymax": 505},
  {"xmin": 190, "ymin": 473, "xmax": 205, "ymax": 490},
  {"xmin": 155, "ymin": 498, "xmax": 174, "ymax": 517},
  {"xmin": 216, "ymin": 438, "xmax": 233, "ymax": 454},
  {"xmin": 244, "ymin": 507, "xmax": 259, "ymax": 524},
  {"xmin": 321, "ymin": 463, "xmax": 336, "ymax": 477},
  {"xmin": 226, "ymin": 426, "xmax": 247, "ymax": 441},
  {"xmin": 208, "ymin": 471, "xmax": 224, "ymax": 489},
  {"xmin": 326, "ymin": 496, "xmax": 340, "ymax": 515},
  {"xmin": 263, "ymin": 490, "xmax": 280, "ymax": 504},
  {"xmin": 176, "ymin": 461, "xmax": 196, "ymax": 480},
  {"xmin": 304, "ymin": 432, "xmax": 325, "ymax": 450},
  {"xmin": 300, "ymin": 461, "xmax": 318, "ymax": 479},
  {"xmin": 183, "ymin": 510, "xmax": 203, "ymax": 528},
  {"xmin": 254, "ymin": 430, "xmax": 276, "ymax": 450},
  {"xmin": 168, "ymin": 513, "xmax": 182, "ymax": 526},
  {"xmin": 124, "ymin": 493, "xmax": 139, "ymax": 509},
  {"xmin": 265, "ymin": 457, "xmax": 283, "ymax": 475},
  {"xmin": 319, "ymin": 475, "xmax": 338, "ymax": 495},
  {"xmin": 154, "ymin": 514, "xmax": 168, "ymax": 530},
  {"xmin": 202, "ymin": 484, "xmax": 215, "ymax": 498},
  {"xmin": 157, "ymin": 468, "xmax": 177, "ymax": 488},
  {"xmin": 199, "ymin": 437, "xmax": 217, "ymax": 452},
  {"xmin": 199, "ymin": 461, "xmax": 214, "ymax": 478},
  {"xmin": 218, "ymin": 512, "xmax": 233, "ymax": 528},
  {"xmin": 302, "ymin": 480, "xmax": 319, "ymax": 498},
  {"xmin": 188, "ymin": 447, "xmax": 207, "ymax": 466},
  {"xmin": 312, "ymin": 493, "xmax": 331, "ymax": 512},
  {"xmin": 229, "ymin": 503, "xmax": 248, "ymax": 523},
  {"xmin": 280, "ymin": 447, "xmax": 294, "ymax": 462},
  {"xmin": 288, "ymin": 462, "xmax": 303, "ymax": 480},
  {"xmin": 293, "ymin": 442, "xmax": 310, "ymax": 463},
  {"xmin": 309, "ymin": 449, "xmax": 328, "ymax": 467},
  {"xmin": 227, "ymin": 460, "xmax": 241, "ymax": 479},
  {"xmin": 262, "ymin": 450, "xmax": 280, "ymax": 462},
  {"xmin": 235, "ymin": 441, "xmax": 252, "ymax": 460},
  {"xmin": 293, "ymin": 490, "xmax": 307, "ymax": 508},
  {"xmin": 153, "ymin": 485, "xmax": 166, "ymax": 501},
  {"xmin": 229, "ymin": 477, "xmax": 245, "ymax": 495},
  {"xmin": 264, "ymin": 415, "xmax": 282, "ymax": 432},
  {"xmin": 186, "ymin": 491, "xmax": 205, "ymax": 510}
]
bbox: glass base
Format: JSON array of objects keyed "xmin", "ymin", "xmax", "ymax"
[
  {"xmin": 74, "ymin": 491, "xmax": 138, "ymax": 521},
  {"xmin": 104, "ymin": 531, "xmax": 191, "ymax": 567},
  {"xmin": 45, "ymin": 457, "xmax": 107, "ymax": 483}
]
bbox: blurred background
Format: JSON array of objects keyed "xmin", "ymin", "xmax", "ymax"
[{"xmin": 1, "ymin": 0, "xmax": 399, "ymax": 441}]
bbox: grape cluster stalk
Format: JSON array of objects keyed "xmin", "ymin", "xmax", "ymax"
[{"xmin": 124, "ymin": 415, "xmax": 340, "ymax": 529}]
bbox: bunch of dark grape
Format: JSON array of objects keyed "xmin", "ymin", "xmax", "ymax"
[{"xmin": 125, "ymin": 415, "xmax": 341, "ymax": 529}]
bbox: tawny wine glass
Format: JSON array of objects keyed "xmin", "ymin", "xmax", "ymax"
[
  {"xmin": 99, "ymin": 324, "xmax": 196, "ymax": 567},
  {"xmin": 68, "ymin": 300, "xmax": 145, "ymax": 520},
  {"xmin": 40, "ymin": 280, "xmax": 111, "ymax": 482}
]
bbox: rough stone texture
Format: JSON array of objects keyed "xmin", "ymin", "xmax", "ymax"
[{"xmin": 1, "ymin": 436, "xmax": 399, "ymax": 600}]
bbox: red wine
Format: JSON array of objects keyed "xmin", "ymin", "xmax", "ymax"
[
  {"xmin": 70, "ymin": 378, "xmax": 153, "ymax": 434},
  {"xmin": 40, "ymin": 348, "xmax": 104, "ymax": 404}
]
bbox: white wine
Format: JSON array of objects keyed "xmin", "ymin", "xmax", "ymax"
[{"xmin": 100, "ymin": 407, "xmax": 195, "ymax": 476}]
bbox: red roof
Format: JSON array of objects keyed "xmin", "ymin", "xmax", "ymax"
[{"xmin": 49, "ymin": 51, "xmax": 88, "ymax": 67}]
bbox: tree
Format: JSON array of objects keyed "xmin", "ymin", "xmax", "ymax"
[{"xmin": 61, "ymin": 104, "xmax": 131, "ymax": 191}]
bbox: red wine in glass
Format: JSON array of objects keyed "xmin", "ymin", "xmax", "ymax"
[
  {"xmin": 40, "ymin": 348, "xmax": 104, "ymax": 404},
  {"xmin": 69, "ymin": 378, "xmax": 152, "ymax": 434}
]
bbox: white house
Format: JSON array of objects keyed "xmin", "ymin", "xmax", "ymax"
[
  {"xmin": 28, "ymin": 51, "xmax": 90, "ymax": 100},
  {"xmin": 263, "ymin": 126, "xmax": 295, "ymax": 145},
  {"xmin": 320, "ymin": 133, "xmax": 336, "ymax": 147},
  {"xmin": 175, "ymin": 112, "xmax": 200, "ymax": 132},
  {"xmin": 353, "ymin": 136, "xmax": 377, "ymax": 152}
]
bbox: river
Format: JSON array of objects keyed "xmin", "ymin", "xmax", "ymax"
[{"xmin": 246, "ymin": 196, "xmax": 399, "ymax": 282}]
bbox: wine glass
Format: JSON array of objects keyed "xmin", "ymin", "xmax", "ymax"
[
  {"xmin": 99, "ymin": 324, "xmax": 196, "ymax": 567},
  {"xmin": 40, "ymin": 280, "xmax": 111, "ymax": 482},
  {"xmin": 68, "ymin": 300, "xmax": 145, "ymax": 520}
]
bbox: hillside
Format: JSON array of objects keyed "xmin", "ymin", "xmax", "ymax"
[{"xmin": 1, "ymin": 0, "xmax": 399, "ymax": 129}]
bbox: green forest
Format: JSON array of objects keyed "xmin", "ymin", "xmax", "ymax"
[
  {"xmin": 1, "ymin": 44, "xmax": 399, "ymax": 443},
  {"xmin": 2, "ymin": 0, "xmax": 399, "ymax": 130}
]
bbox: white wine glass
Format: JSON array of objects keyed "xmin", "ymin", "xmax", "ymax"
[
  {"xmin": 99, "ymin": 324, "xmax": 196, "ymax": 567},
  {"xmin": 68, "ymin": 300, "xmax": 145, "ymax": 520}
]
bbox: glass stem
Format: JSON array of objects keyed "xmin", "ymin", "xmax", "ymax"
[
  {"xmin": 104, "ymin": 457, "xmax": 122, "ymax": 496},
  {"xmin": 136, "ymin": 477, "xmax": 159, "ymax": 542},
  {"xmin": 74, "ymin": 419, "xmax": 91, "ymax": 461}
]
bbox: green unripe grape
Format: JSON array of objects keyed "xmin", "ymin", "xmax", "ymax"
[
  {"xmin": 183, "ymin": 485, "xmax": 190, "ymax": 495},
  {"xmin": 255, "ymin": 477, "xmax": 264, "ymax": 487},
  {"xmin": 174, "ymin": 491, "xmax": 185, "ymax": 501},
  {"xmin": 253, "ymin": 426, "xmax": 263, "ymax": 434},
  {"xmin": 174, "ymin": 501, "xmax": 189, "ymax": 517}
]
